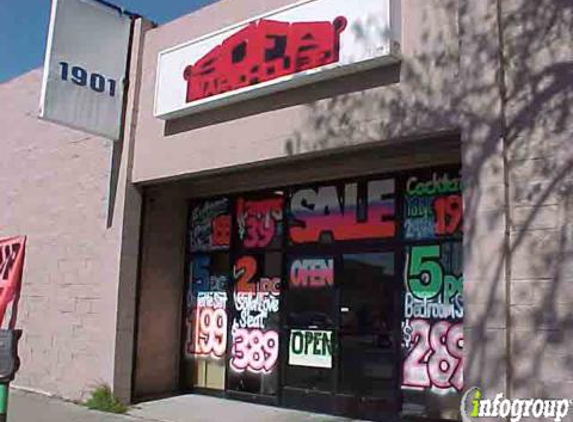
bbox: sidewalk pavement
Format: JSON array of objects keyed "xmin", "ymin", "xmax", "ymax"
[
  {"xmin": 9, "ymin": 388, "xmax": 355, "ymax": 422},
  {"xmin": 8, "ymin": 389, "xmax": 145, "ymax": 422}
]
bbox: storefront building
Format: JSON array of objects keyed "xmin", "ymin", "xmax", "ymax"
[{"xmin": 0, "ymin": 0, "xmax": 571, "ymax": 421}]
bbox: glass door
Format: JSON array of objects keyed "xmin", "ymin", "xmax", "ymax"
[
  {"xmin": 336, "ymin": 252, "xmax": 401, "ymax": 420},
  {"xmin": 282, "ymin": 254, "xmax": 338, "ymax": 412}
]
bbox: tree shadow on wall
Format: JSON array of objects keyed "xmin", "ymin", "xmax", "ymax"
[{"xmin": 284, "ymin": 0, "xmax": 573, "ymax": 402}]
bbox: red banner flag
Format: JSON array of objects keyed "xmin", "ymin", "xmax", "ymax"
[{"xmin": 0, "ymin": 236, "xmax": 26, "ymax": 328}]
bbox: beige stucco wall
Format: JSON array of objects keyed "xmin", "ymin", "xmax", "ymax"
[
  {"xmin": 0, "ymin": 70, "xmax": 121, "ymax": 400},
  {"xmin": 0, "ymin": 17, "xmax": 148, "ymax": 402},
  {"xmin": 504, "ymin": 0, "xmax": 573, "ymax": 398}
]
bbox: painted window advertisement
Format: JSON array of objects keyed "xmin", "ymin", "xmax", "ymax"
[
  {"xmin": 287, "ymin": 179, "xmax": 396, "ymax": 245},
  {"xmin": 403, "ymin": 169, "xmax": 462, "ymax": 241},
  {"xmin": 183, "ymin": 253, "xmax": 230, "ymax": 390},
  {"xmin": 401, "ymin": 241, "xmax": 464, "ymax": 395},
  {"xmin": 228, "ymin": 252, "xmax": 282, "ymax": 395},
  {"xmin": 236, "ymin": 194, "xmax": 284, "ymax": 250},
  {"xmin": 189, "ymin": 198, "xmax": 232, "ymax": 252}
]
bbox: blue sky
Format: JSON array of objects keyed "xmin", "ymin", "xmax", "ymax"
[{"xmin": 0, "ymin": 0, "xmax": 219, "ymax": 83}]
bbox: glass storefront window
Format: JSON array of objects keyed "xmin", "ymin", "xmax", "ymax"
[
  {"xmin": 228, "ymin": 252, "xmax": 282, "ymax": 396},
  {"xmin": 181, "ymin": 165, "xmax": 463, "ymax": 421},
  {"xmin": 182, "ymin": 252, "xmax": 230, "ymax": 390},
  {"xmin": 400, "ymin": 167, "xmax": 464, "ymax": 418}
]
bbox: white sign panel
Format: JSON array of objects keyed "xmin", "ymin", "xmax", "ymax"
[
  {"xmin": 40, "ymin": 0, "xmax": 132, "ymax": 140},
  {"xmin": 289, "ymin": 329, "xmax": 333, "ymax": 368},
  {"xmin": 155, "ymin": 0, "xmax": 401, "ymax": 119}
]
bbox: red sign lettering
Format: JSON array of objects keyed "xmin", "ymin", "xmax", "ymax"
[{"xmin": 183, "ymin": 17, "xmax": 347, "ymax": 102}]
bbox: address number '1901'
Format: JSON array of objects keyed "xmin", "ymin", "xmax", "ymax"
[{"xmin": 59, "ymin": 62, "xmax": 118, "ymax": 97}]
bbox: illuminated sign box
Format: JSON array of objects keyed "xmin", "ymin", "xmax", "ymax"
[{"xmin": 154, "ymin": 0, "xmax": 401, "ymax": 120}]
